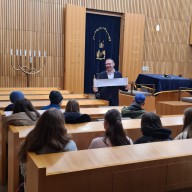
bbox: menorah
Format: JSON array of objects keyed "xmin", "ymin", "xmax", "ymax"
[{"xmin": 10, "ymin": 49, "xmax": 47, "ymax": 87}]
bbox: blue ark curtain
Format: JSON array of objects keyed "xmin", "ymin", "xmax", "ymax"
[{"xmin": 84, "ymin": 13, "xmax": 121, "ymax": 93}]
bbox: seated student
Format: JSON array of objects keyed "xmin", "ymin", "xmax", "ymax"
[
  {"xmin": 18, "ymin": 108, "xmax": 77, "ymax": 190},
  {"xmin": 89, "ymin": 109, "xmax": 133, "ymax": 149},
  {"xmin": 135, "ymin": 112, "xmax": 172, "ymax": 144},
  {"xmin": 4, "ymin": 91, "xmax": 24, "ymax": 111},
  {"xmin": 174, "ymin": 108, "xmax": 192, "ymax": 140},
  {"xmin": 121, "ymin": 93, "xmax": 146, "ymax": 119},
  {"xmin": 41, "ymin": 90, "xmax": 63, "ymax": 110},
  {"xmin": 2, "ymin": 98, "xmax": 40, "ymax": 141},
  {"xmin": 63, "ymin": 99, "xmax": 91, "ymax": 124}
]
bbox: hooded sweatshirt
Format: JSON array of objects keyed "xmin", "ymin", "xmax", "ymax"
[
  {"xmin": 135, "ymin": 126, "xmax": 172, "ymax": 144},
  {"xmin": 121, "ymin": 103, "xmax": 145, "ymax": 119}
]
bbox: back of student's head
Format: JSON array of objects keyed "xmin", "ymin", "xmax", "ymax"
[
  {"xmin": 104, "ymin": 109, "xmax": 130, "ymax": 146},
  {"xmin": 35, "ymin": 108, "xmax": 67, "ymax": 140},
  {"xmin": 141, "ymin": 112, "xmax": 162, "ymax": 130},
  {"xmin": 10, "ymin": 91, "xmax": 24, "ymax": 104},
  {"xmin": 65, "ymin": 99, "xmax": 80, "ymax": 112},
  {"xmin": 19, "ymin": 108, "xmax": 70, "ymax": 163},
  {"xmin": 49, "ymin": 90, "xmax": 63, "ymax": 105},
  {"xmin": 183, "ymin": 108, "xmax": 192, "ymax": 130},
  {"xmin": 13, "ymin": 98, "xmax": 40, "ymax": 120}
]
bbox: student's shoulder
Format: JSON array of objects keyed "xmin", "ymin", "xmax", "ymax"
[
  {"xmin": 89, "ymin": 137, "xmax": 104, "ymax": 149},
  {"xmin": 4, "ymin": 104, "xmax": 14, "ymax": 111},
  {"xmin": 40, "ymin": 105, "xmax": 50, "ymax": 110},
  {"xmin": 64, "ymin": 140, "xmax": 77, "ymax": 151}
]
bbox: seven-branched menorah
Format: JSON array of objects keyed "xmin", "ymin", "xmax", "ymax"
[{"xmin": 10, "ymin": 49, "xmax": 47, "ymax": 87}]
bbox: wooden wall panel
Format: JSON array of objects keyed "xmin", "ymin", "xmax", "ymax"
[
  {"xmin": 0, "ymin": 0, "xmax": 192, "ymax": 88},
  {"xmin": 64, "ymin": 4, "xmax": 86, "ymax": 93},
  {"xmin": 190, "ymin": 20, "xmax": 192, "ymax": 44},
  {"xmin": 119, "ymin": 13, "xmax": 145, "ymax": 82},
  {"xmin": 0, "ymin": 0, "xmax": 67, "ymax": 88}
]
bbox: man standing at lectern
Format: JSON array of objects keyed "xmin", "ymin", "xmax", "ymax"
[{"xmin": 93, "ymin": 58, "xmax": 128, "ymax": 106}]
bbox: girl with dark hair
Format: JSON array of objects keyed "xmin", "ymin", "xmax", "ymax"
[
  {"xmin": 64, "ymin": 99, "xmax": 91, "ymax": 124},
  {"xmin": 19, "ymin": 108, "xmax": 77, "ymax": 163},
  {"xmin": 135, "ymin": 112, "xmax": 172, "ymax": 144},
  {"xmin": 18, "ymin": 108, "xmax": 77, "ymax": 190},
  {"xmin": 174, "ymin": 108, "xmax": 192, "ymax": 140},
  {"xmin": 2, "ymin": 98, "xmax": 40, "ymax": 141},
  {"xmin": 13, "ymin": 98, "xmax": 40, "ymax": 120},
  {"xmin": 89, "ymin": 109, "xmax": 133, "ymax": 149}
]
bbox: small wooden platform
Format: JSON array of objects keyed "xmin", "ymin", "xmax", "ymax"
[
  {"xmin": 119, "ymin": 91, "xmax": 192, "ymax": 113},
  {"xmin": 119, "ymin": 93, "xmax": 155, "ymax": 112},
  {"xmin": 156, "ymin": 101, "xmax": 192, "ymax": 116}
]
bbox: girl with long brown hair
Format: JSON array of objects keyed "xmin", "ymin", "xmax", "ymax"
[{"xmin": 89, "ymin": 109, "xmax": 133, "ymax": 149}]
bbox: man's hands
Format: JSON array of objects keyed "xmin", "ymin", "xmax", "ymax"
[
  {"xmin": 93, "ymin": 87, "xmax": 98, "ymax": 92},
  {"xmin": 125, "ymin": 84, "xmax": 130, "ymax": 90}
]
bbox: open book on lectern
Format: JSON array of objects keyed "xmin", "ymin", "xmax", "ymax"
[{"xmin": 93, "ymin": 77, "xmax": 128, "ymax": 87}]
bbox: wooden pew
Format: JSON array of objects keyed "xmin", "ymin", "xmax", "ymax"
[
  {"xmin": 7, "ymin": 116, "xmax": 183, "ymax": 192},
  {"xmin": 119, "ymin": 92, "xmax": 156, "ymax": 112},
  {"xmin": 156, "ymin": 101, "xmax": 192, "ymax": 116},
  {"xmin": 0, "ymin": 90, "xmax": 71, "ymax": 95},
  {"xmin": 0, "ymin": 111, "xmax": 6, "ymax": 185},
  {"xmin": 0, "ymin": 99, "xmax": 109, "ymax": 110},
  {"xmin": 3, "ymin": 106, "xmax": 122, "ymax": 121},
  {"xmin": 0, "ymin": 94, "xmax": 89, "ymax": 101},
  {"xmin": 1, "ymin": 105, "xmax": 115, "ymax": 186},
  {"xmin": 0, "ymin": 87, "xmax": 61, "ymax": 91},
  {"xmin": 26, "ymin": 140, "xmax": 192, "ymax": 192}
]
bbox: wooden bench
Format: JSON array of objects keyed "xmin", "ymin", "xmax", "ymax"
[
  {"xmin": 0, "ymin": 87, "xmax": 61, "ymax": 91},
  {"xmin": 1, "ymin": 105, "xmax": 116, "ymax": 186},
  {"xmin": 0, "ymin": 99, "xmax": 109, "ymax": 110},
  {"xmin": 0, "ymin": 94, "xmax": 89, "ymax": 101},
  {"xmin": 7, "ymin": 116, "xmax": 183, "ymax": 192},
  {"xmin": 0, "ymin": 111, "xmax": 6, "ymax": 185},
  {"xmin": 156, "ymin": 101, "xmax": 192, "ymax": 116},
  {"xmin": 26, "ymin": 140, "xmax": 192, "ymax": 192},
  {"xmin": 3, "ymin": 106, "xmax": 122, "ymax": 121},
  {"xmin": 0, "ymin": 90, "xmax": 71, "ymax": 95}
]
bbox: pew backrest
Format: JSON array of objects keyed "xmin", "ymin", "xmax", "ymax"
[
  {"xmin": 0, "ymin": 99, "xmax": 109, "ymax": 110},
  {"xmin": 7, "ymin": 115, "xmax": 184, "ymax": 192},
  {"xmin": 0, "ymin": 94, "xmax": 88, "ymax": 101},
  {"xmin": 0, "ymin": 90, "xmax": 71, "ymax": 95},
  {"xmin": 26, "ymin": 140, "xmax": 192, "ymax": 192}
]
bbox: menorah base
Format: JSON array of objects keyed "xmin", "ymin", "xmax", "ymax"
[{"xmin": 27, "ymin": 74, "xmax": 30, "ymax": 87}]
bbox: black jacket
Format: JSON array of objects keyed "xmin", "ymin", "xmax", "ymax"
[
  {"xmin": 4, "ymin": 103, "xmax": 14, "ymax": 111},
  {"xmin": 64, "ymin": 112, "xmax": 91, "ymax": 124},
  {"xmin": 135, "ymin": 126, "xmax": 172, "ymax": 144}
]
